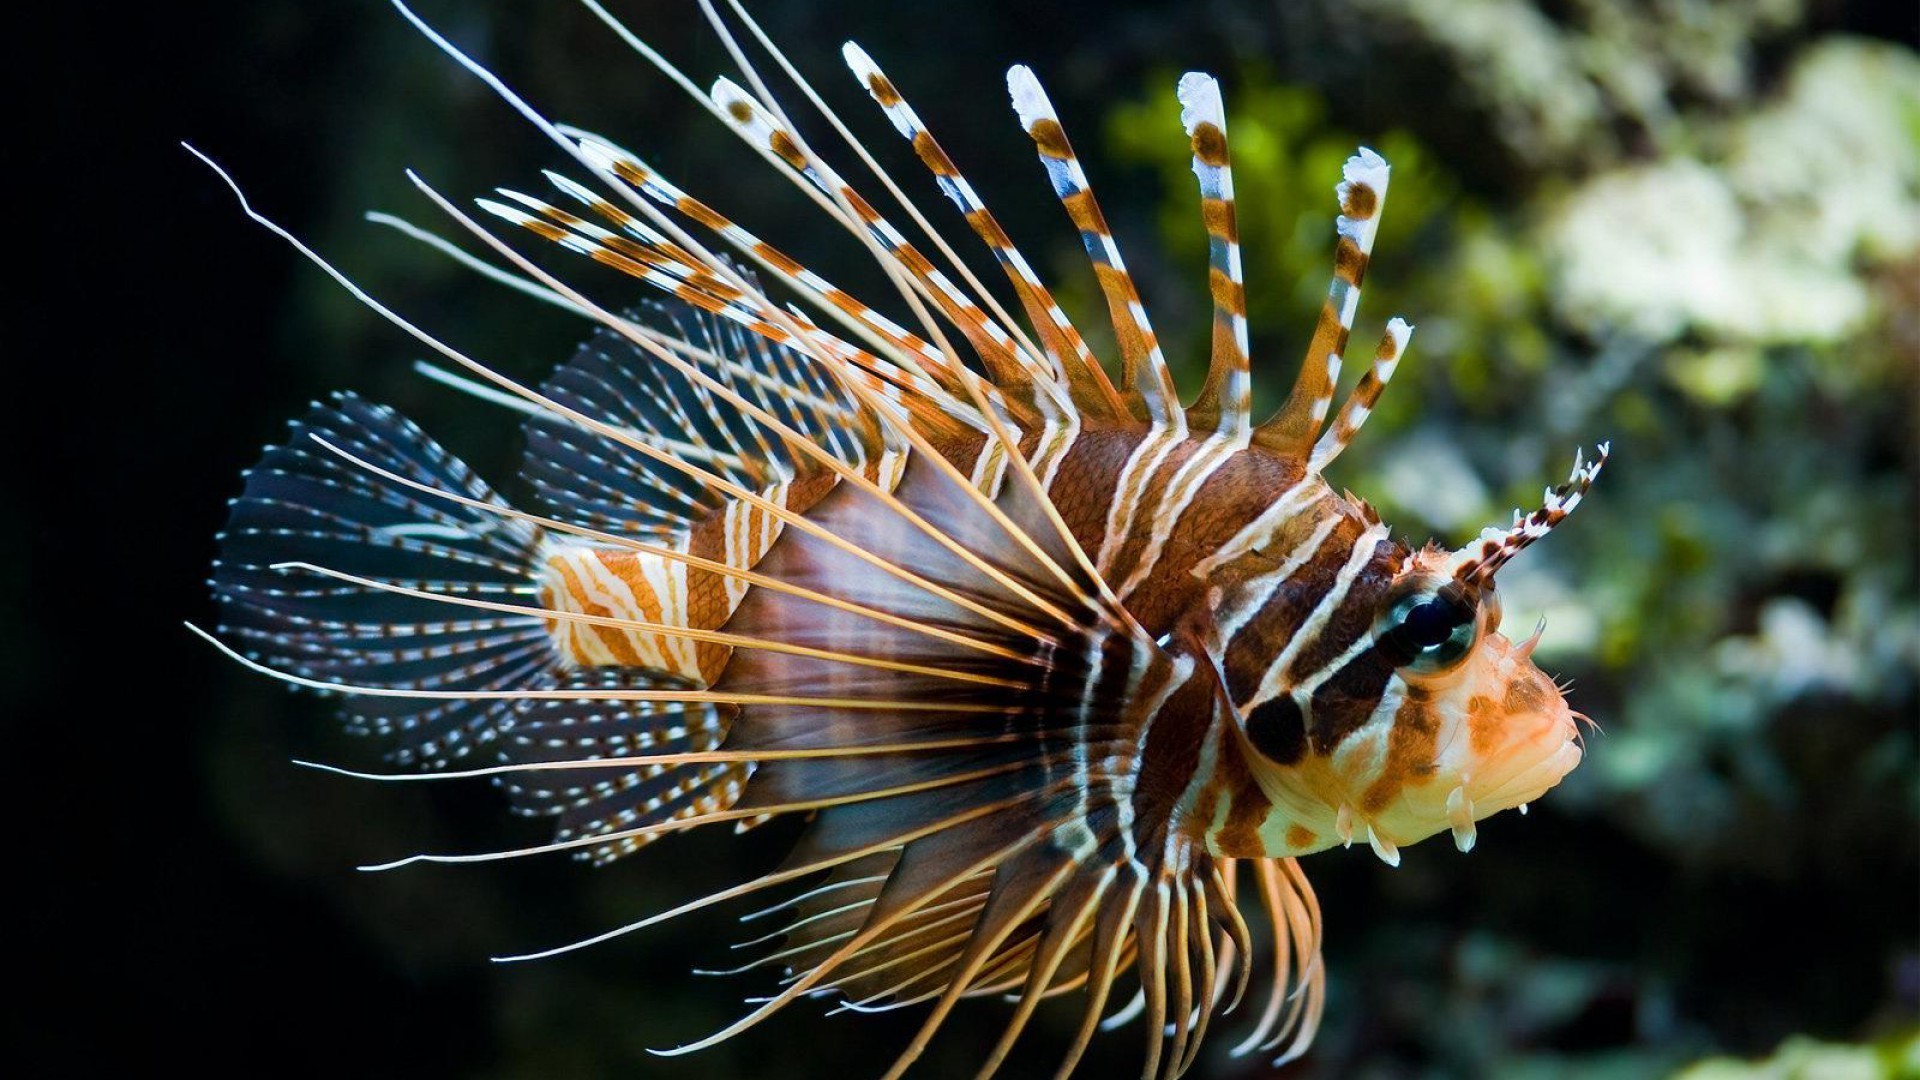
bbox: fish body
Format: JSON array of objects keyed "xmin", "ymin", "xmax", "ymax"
[{"xmin": 203, "ymin": 5, "xmax": 1604, "ymax": 1076}]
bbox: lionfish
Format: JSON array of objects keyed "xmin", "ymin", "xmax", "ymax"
[{"xmin": 196, "ymin": 2, "xmax": 1606, "ymax": 1076}]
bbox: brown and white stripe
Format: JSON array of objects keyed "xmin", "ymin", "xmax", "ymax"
[
  {"xmin": 1177, "ymin": 73, "xmax": 1253, "ymax": 439},
  {"xmin": 1258, "ymin": 149, "xmax": 1391, "ymax": 455}
]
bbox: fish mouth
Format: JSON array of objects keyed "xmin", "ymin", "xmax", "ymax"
[
  {"xmin": 1474, "ymin": 715, "xmax": 1584, "ymax": 813},
  {"xmin": 1394, "ymin": 708, "xmax": 1582, "ymax": 856},
  {"xmin": 1349, "ymin": 708, "xmax": 1583, "ymax": 860}
]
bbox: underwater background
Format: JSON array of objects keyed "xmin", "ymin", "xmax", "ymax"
[{"xmin": 15, "ymin": 0, "xmax": 1916, "ymax": 1076}]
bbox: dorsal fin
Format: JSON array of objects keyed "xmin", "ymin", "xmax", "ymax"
[
  {"xmin": 476, "ymin": 190, "xmax": 982, "ymax": 446},
  {"xmin": 519, "ymin": 292, "xmax": 876, "ymax": 539},
  {"xmin": 1256, "ymin": 148, "xmax": 1391, "ymax": 457},
  {"xmin": 1175, "ymin": 72, "xmax": 1253, "ymax": 441},
  {"xmin": 705, "ymin": 76, "xmax": 1069, "ymax": 427},
  {"xmin": 559, "ymin": 129, "xmax": 979, "ymax": 409},
  {"xmin": 1007, "ymin": 65, "xmax": 1184, "ymax": 431},
  {"xmin": 1310, "ymin": 317, "xmax": 1412, "ymax": 471},
  {"xmin": 841, "ymin": 42, "xmax": 1128, "ymax": 424}
]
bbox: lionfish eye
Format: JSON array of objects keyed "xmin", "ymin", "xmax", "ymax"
[{"xmin": 1383, "ymin": 590, "xmax": 1478, "ymax": 673}]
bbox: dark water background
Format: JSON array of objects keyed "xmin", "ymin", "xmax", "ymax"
[{"xmin": 13, "ymin": 1, "xmax": 1917, "ymax": 1076}]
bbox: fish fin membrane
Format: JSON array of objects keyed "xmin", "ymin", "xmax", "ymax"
[
  {"xmin": 703, "ymin": 447, "xmax": 1248, "ymax": 1068},
  {"xmin": 500, "ymin": 666, "xmax": 744, "ymax": 865},
  {"xmin": 519, "ymin": 293, "xmax": 875, "ymax": 539},
  {"xmin": 213, "ymin": 392, "xmax": 551, "ymax": 769}
]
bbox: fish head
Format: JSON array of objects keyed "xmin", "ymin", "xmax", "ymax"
[
  {"xmin": 1318, "ymin": 547, "xmax": 1583, "ymax": 858},
  {"xmin": 1229, "ymin": 447, "xmax": 1607, "ymax": 863}
]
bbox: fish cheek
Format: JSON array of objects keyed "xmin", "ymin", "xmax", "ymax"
[
  {"xmin": 1357, "ymin": 691, "xmax": 1441, "ymax": 816},
  {"xmin": 1466, "ymin": 692, "xmax": 1505, "ymax": 758},
  {"xmin": 1306, "ymin": 650, "xmax": 1398, "ymax": 755}
]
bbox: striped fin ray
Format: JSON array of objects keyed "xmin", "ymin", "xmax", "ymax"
[
  {"xmin": 693, "ymin": 0, "xmax": 1077, "ymax": 421},
  {"xmin": 390, "ymin": 2, "xmax": 1117, "ymax": 634},
  {"xmin": 839, "ymin": 42, "xmax": 1128, "ymax": 422},
  {"xmin": 414, "ymin": 169, "xmax": 1107, "ymax": 644},
  {"xmin": 1175, "ymin": 73, "xmax": 1252, "ymax": 441},
  {"xmin": 474, "ymin": 193, "xmax": 971, "ymax": 441},
  {"xmin": 212, "ymin": 394, "xmax": 548, "ymax": 769},
  {"xmin": 404, "ymin": 165, "xmax": 1102, "ymax": 663},
  {"xmin": 701, "ymin": 76, "xmax": 1072, "ymax": 426},
  {"xmin": 493, "ymin": 182, "xmax": 749, "ymax": 324},
  {"xmin": 471, "ymin": 173, "xmax": 976, "ymax": 443},
  {"xmin": 518, "ymin": 296, "xmax": 872, "ymax": 539},
  {"xmin": 1257, "ymin": 148, "xmax": 1391, "ymax": 456},
  {"xmin": 1007, "ymin": 65, "xmax": 1183, "ymax": 431},
  {"xmin": 1310, "ymin": 317, "xmax": 1412, "ymax": 471},
  {"xmin": 535, "ymin": 136, "xmax": 986, "ymax": 418},
  {"xmin": 692, "ymin": 17, "xmax": 1138, "ymax": 635}
]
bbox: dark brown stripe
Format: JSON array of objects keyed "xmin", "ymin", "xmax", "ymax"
[
  {"xmin": 755, "ymin": 244, "xmax": 804, "ymax": 277},
  {"xmin": 1220, "ymin": 521, "xmax": 1359, "ymax": 703},
  {"xmin": 768, "ymin": 130, "xmax": 808, "ymax": 170},
  {"xmin": 1341, "ymin": 181, "xmax": 1378, "ymax": 220},
  {"xmin": 520, "ymin": 218, "xmax": 568, "ymax": 244},
  {"xmin": 1307, "ymin": 647, "xmax": 1397, "ymax": 754},
  {"xmin": 1285, "ymin": 539, "xmax": 1400, "ymax": 682},
  {"xmin": 1190, "ymin": 121, "xmax": 1229, "ymax": 167},
  {"xmin": 688, "ymin": 271, "xmax": 745, "ymax": 302},
  {"xmin": 845, "ymin": 192, "xmax": 884, "ymax": 225},
  {"xmin": 911, "ymin": 130, "xmax": 957, "ymax": 176},
  {"xmin": 1199, "ymin": 197, "xmax": 1238, "ymax": 243},
  {"xmin": 679, "ymin": 198, "xmax": 728, "ymax": 232},
  {"xmin": 1130, "ymin": 654, "xmax": 1218, "ymax": 848},
  {"xmin": 1029, "ymin": 118, "xmax": 1073, "ymax": 159},
  {"xmin": 964, "ymin": 209, "xmax": 1013, "ymax": 249},
  {"xmin": 894, "ymin": 246, "xmax": 936, "ymax": 276},
  {"xmin": 1333, "ymin": 235, "xmax": 1369, "ymax": 286},
  {"xmin": 1044, "ymin": 428, "xmax": 1156, "ymax": 562},
  {"xmin": 866, "ymin": 72, "xmax": 902, "ymax": 107},
  {"xmin": 1090, "ymin": 262, "xmax": 1139, "ymax": 303},
  {"xmin": 1062, "ymin": 189, "xmax": 1107, "ymax": 234},
  {"xmin": 1102, "ymin": 436, "xmax": 1204, "ymax": 591},
  {"xmin": 592, "ymin": 249, "xmax": 656, "ymax": 282}
]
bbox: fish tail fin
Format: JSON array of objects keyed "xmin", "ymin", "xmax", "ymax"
[
  {"xmin": 213, "ymin": 392, "xmax": 554, "ymax": 769},
  {"xmin": 210, "ymin": 391, "xmax": 741, "ymax": 862}
]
